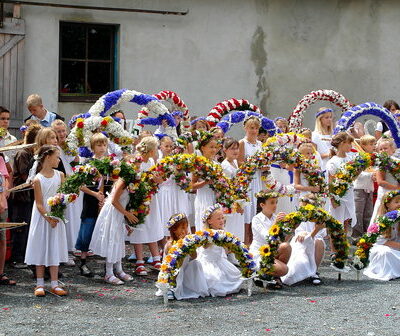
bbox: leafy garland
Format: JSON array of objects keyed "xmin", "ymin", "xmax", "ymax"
[
  {"xmin": 375, "ymin": 153, "xmax": 400, "ymax": 183},
  {"xmin": 353, "ymin": 209, "xmax": 400, "ymax": 270},
  {"xmin": 258, "ymin": 205, "xmax": 349, "ymax": 279},
  {"xmin": 156, "ymin": 229, "xmax": 256, "ymax": 292}
]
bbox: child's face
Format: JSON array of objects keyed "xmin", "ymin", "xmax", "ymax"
[
  {"xmin": 261, "ymin": 198, "xmax": 278, "ymax": 215},
  {"xmin": 245, "ymin": 122, "xmax": 260, "ymax": 138},
  {"xmin": 389, "ymin": 105, "xmax": 397, "ymax": 114},
  {"xmin": 257, "ymin": 133, "xmax": 268, "ymax": 143},
  {"xmin": 160, "ymin": 138, "xmax": 173, "ymax": 156},
  {"xmin": 320, "ymin": 112, "xmax": 333, "ymax": 127},
  {"xmin": 299, "ymin": 145, "xmax": 313, "ymax": 159},
  {"xmin": 387, "ymin": 196, "xmax": 400, "ymax": 211},
  {"xmin": 338, "ymin": 140, "xmax": 352, "ymax": 153},
  {"xmin": 171, "ymin": 222, "xmax": 188, "ymax": 240},
  {"xmin": 201, "ymin": 139, "xmax": 218, "ymax": 160},
  {"xmin": 224, "ymin": 144, "xmax": 239, "ymax": 160},
  {"xmin": 362, "ymin": 141, "xmax": 376, "ymax": 154},
  {"xmin": 378, "ymin": 142, "xmax": 395, "ymax": 155},
  {"xmin": 53, "ymin": 125, "xmax": 67, "ymax": 144},
  {"xmin": 207, "ymin": 209, "xmax": 225, "ymax": 230},
  {"xmin": 47, "ymin": 150, "xmax": 60, "ymax": 168},
  {"xmin": 195, "ymin": 121, "xmax": 208, "ymax": 131},
  {"xmin": 0, "ymin": 112, "xmax": 10, "ymax": 130},
  {"xmin": 93, "ymin": 142, "xmax": 107, "ymax": 157},
  {"xmin": 174, "ymin": 115, "xmax": 182, "ymax": 125},
  {"xmin": 213, "ymin": 128, "xmax": 224, "ymax": 139},
  {"xmin": 276, "ymin": 119, "xmax": 288, "ymax": 132},
  {"xmin": 28, "ymin": 105, "xmax": 45, "ymax": 117},
  {"xmin": 46, "ymin": 132, "xmax": 58, "ymax": 146}
]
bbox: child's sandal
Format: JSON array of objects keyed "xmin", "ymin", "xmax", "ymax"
[
  {"xmin": 34, "ymin": 286, "xmax": 45, "ymax": 297},
  {"xmin": 0, "ymin": 273, "xmax": 16, "ymax": 286},
  {"xmin": 151, "ymin": 261, "xmax": 162, "ymax": 270},
  {"xmin": 50, "ymin": 286, "xmax": 68, "ymax": 296},
  {"xmin": 135, "ymin": 264, "xmax": 148, "ymax": 276},
  {"xmin": 116, "ymin": 272, "xmax": 133, "ymax": 281},
  {"xmin": 104, "ymin": 275, "xmax": 124, "ymax": 285}
]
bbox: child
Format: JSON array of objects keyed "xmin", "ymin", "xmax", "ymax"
[
  {"xmin": 375, "ymin": 100, "xmax": 399, "ymax": 140},
  {"xmin": 274, "ymin": 117, "xmax": 289, "ymax": 133},
  {"xmin": 75, "ymin": 133, "xmax": 107, "ymax": 277},
  {"xmin": 221, "ymin": 137, "xmax": 245, "ymax": 240},
  {"xmin": 369, "ymin": 137, "xmax": 400, "ymax": 227},
  {"xmin": 25, "ymin": 94, "xmax": 63, "ymax": 127},
  {"xmin": 353, "ymin": 135, "xmax": 376, "ymax": 238},
  {"xmin": 327, "ymin": 132, "xmax": 357, "ymax": 234},
  {"xmin": 157, "ymin": 213, "xmax": 209, "ymax": 300},
  {"xmin": 192, "ymin": 133, "xmax": 218, "ymax": 231},
  {"xmin": 281, "ymin": 194, "xmax": 326, "ymax": 286},
  {"xmin": 128, "ymin": 136, "xmax": 164, "ymax": 275},
  {"xmin": 24, "ymin": 145, "xmax": 68, "ymax": 296},
  {"xmin": 312, "ymin": 107, "xmax": 334, "ymax": 171},
  {"xmin": 197, "ymin": 204, "xmax": 243, "ymax": 296},
  {"xmin": 89, "ymin": 176, "xmax": 138, "ymax": 285},
  {"xmin": 249, "ymin": 192, "xmax": 291, "ymax": 288},
  {"xmin": 364, "ymin": 191, "xmax": 400, "ymax": 281},
  {"xmin": 238, "ymin": 116, "xmax": 264, "ymax": 245}
]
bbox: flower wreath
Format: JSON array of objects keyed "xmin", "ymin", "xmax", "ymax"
[
  {"xmin": 167, "ymin": 213, "xmax": 187, "ymax": 229},
  {"xmin": 288, "ymin": 89, "xmax": 352, "ymax": 132},
  {"xmin": 206, "ymin": 98, "xmax": 262, "ymax": 126},
  {"xmin": 156, "ymin": 229, "xmax": 256, "ymax": 292},
  {"xmin": 201, "ymin": 203, "xmax": 223, "ymax": 224},
  {"xmin": 216, "ymin": 110, "xmax": 277, "ymax": 136},
  {"xmin": 353, "ymin": 210, "xmax": 400, "ymax": 270},
  {"xmin": 334, "ymin": 102, "xmax": 400, "ymax": 147},
  {"xmin": 258, "ymin": 204, "xmax": 349, "ymax": 279},
  {"xmin": 175, "ymin": 130, "xmax": 216, "ymax": 151}
]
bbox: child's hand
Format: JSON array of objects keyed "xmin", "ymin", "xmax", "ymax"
[
  {"xmin": 96, "ymin": 191, "xmax": 105, "ymax": 202},
  {"xmin": 125, "ymin": 224, "xmax": 134, "ymax": 236},
  {"xmin": 295, "ymin": 232, "xmax": 307, "ymax": 243},
  {"xmin": 46, "ymin": 216, "xmax": 58, "ymax": 228},
  {"xmin": 310, "ymin": 185, "xmax": 320, "ymax": 193},
  {"xmin": 125, "ymin": 211, "xmax": 138, "ymax": 225},
  {"xmin": 331, "ymin": 199, "xmax": 339, "ymax": 209},
  {"xmin": 275, "ymin": 212, "xmax": 286, "ymax": 222}
]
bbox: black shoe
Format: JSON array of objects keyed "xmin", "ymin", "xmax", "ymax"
[
  {"xmin": 79, "ymin": 264, "xmax": 94, "ymax": 278},
  {"xmin": 310, "ymin": 273, "xmax": 322, "ymax": 285}
]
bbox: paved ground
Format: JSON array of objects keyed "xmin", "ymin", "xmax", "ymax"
[{"xmin": 1, "ymin": 254, "xmax": 399, "ymax": 336}]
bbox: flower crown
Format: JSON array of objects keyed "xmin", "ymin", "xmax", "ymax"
[
  {"xmin": 196, "ymin": 130, "xmax": 215, "ymax": 150},
  {"xmin": 299, "ymin": 194, "xmax": 325, "ymax": 207},
  {"xmin": 176, "ymin": 130, "xmax": 215, "ymax": 150},
  {"xmin": 202, "ymin": 203, "xmax": 223, "ymax": 224},
  {"xmin": 383, "ymin": 190, "xmax": 400, "ymax": 205},
  {"xmin": 167, "ymin": 213, "xmax": 187, "ymax": 229},
  {"xmin": 35, "ymin": 146, "xmax": 58, "ymax": 161},
  {"xmin": 255, "ymin": 190, "xmax": 280, "ymax": 200}
]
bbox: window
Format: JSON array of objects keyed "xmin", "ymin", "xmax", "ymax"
[{"xmin": 59, "ymin": 22, "xmax": 118, "ymax": 102}]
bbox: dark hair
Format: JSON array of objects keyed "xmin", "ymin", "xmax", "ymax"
[
  {"xmin": 25, "ymin": 125, "xmax": 42, "ymax": 145},
  {"xmin": 258, "ymin": 127, "xmax": 267, "ymax": 135},
  {"xmin": 223, "ymin": 137, "xmax": 239, "ymax": 150},
  {"xmin": 383, "ymin": 100, "xmax": 400, "ymax": 111},
  {"xmin": 0, "ymin": 106, "xmax": 10, "ymax": 114},
  {"xmin": 169, "ymin": 217, "xmax": 189, "ymax": 241},
  {"xmin": 256, "ymin": 195, "xmax": 277, "ymax": 213},
  {"xmin": 330, "ymin": 132, "xmax": 354, "ymax": 157},
  {"xmin": 36, "ymin": 145, "xmax": 59, "ymax": 173}
]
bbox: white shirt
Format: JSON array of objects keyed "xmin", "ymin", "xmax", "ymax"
[
  {"xmin": 249, "ymin": 212, "xmax": 276, "ymax": 258},
  {"xmin": 353, "ymin": 171, "xmax": 374, "ymax": 192}
]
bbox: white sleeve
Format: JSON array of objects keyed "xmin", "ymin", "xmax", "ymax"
[
  {"xmin": 376, "ymin": 122, "xmax": 383, "ymax": 132},
  {"xmin": 251, "ymin": 216, "xmax": 270, "ymax": 238}
]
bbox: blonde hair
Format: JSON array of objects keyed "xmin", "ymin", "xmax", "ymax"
[
  {"xmin": 359, "ymin": 135, "xmax": 376, "ymax": 148},
  {"xmin": 35, "ymin": 127, "xmax": 57, "ymax": 152},
  {"xmin": 377, "ymin": 192, "xmax": 400, "ymax": 238},
  {"xmin": 25, "ymin": 119, "xmax": 40, "ymax": 127},
  {"xmin": 26, "ymin": 94, "xmax": 43, "ymax": 108},
  {"xmin": 244, "ymin": 116, "xmax": 261, "ymax": 128},
  {"xmin": 330, "ymin": 132, "xmax": 353, "ymax": 157},
  {"xmin": 377, "ymin": 137, "xmax": 395, "ymax": 150},
  {"xmin": 314, "ymin": 107, "xmax": 333, "ymax": 135},
  {"xmin": 90, "ymin": 133, "xmax": 108, "ymax": 149},
  {"xmin": 298, "ymin": 142, "xmax": 314, "ymax": 152},
  {"xmin": 51, "ymin": 119, "xmax": 67, "ymax": 129},
  {"xmin": 300, "ymin": 128, "xmax": 312, "ymax": 140},
  {"xmin": 136, "ymin": 136, "xmax": 158, "ymax": 154}
]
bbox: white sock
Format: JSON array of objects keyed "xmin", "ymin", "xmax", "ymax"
[
  {"xmin": 136, "ymin": 259, "xmax": 144, "ymax": 265},
  {"xmin": 105, "ymin": 262, "xmax": 114, "ymax": 277},
  {"xmin": 153, "ymin": 256, "xmax": 161, "ymax": 262},
  {"xmin": 51, "ymin": 280, "xmax": 58, "ymax": 289},
  {"xmin": 115, "ymin": 260, "xmax": 123, "ymax": 274},
  {"xmin": 37, "ymin": 278, "xmax": 44, "ymax": 287}
]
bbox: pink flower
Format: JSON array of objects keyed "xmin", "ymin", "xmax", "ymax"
[{"xmin": 367, "ymin": 222, "xmax": 379, "ymax": 234}]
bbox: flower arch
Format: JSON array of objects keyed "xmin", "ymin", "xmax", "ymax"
[{"xmin": 288, "ymin": 89, "xmax": 352, "ymax": 132}]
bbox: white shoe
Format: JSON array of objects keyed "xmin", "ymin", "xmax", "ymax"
[{"xmin": 66, "ymin": 257, "xmax": 76, "ymax": 266}]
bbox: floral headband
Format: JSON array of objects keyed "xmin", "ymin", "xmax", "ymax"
[
  {"xmin": 202, "ymin": 203, "xmax": 223, "ymax": 224},
  {"xmin": 197, "ymin": 130, "xmax": 215, "ymax": 149},
  {"xmin": 255, "ymin": 190, "xmax": 281, "ymax": 200},
  {"xmin": 383, "ymin": 191, "xmax": 400, "ymax": 205},
  {"xmin": 190, "ymin": 117, "xmax": 207, "ymax": 126},
  {"xmin": 299, "ymin": 194, "xmax": 325, "ymax": 207},
  {"xmin": 315, "ymin": 108, "xmax": 333, "ymax": 118},
  {"xmin": 167, "ymin": 213, "xmax": 187, "ymax": 229}
]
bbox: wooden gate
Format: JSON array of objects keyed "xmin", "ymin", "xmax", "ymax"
[{"xmin": 0, "ymin": 5, "xmax": 25, "ymax": 131}]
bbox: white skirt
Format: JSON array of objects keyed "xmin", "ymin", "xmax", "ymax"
[
  {"xmin": 363, "ymin": 244, "xmax": 400, "ymax": 281},
  {"xmin": 64, "ymin": 191, "xmax": 83, "ymax": 251},
  {"xmin": 244, "ymin": 171, "xmax": 263, "ymax": 223},
  {"xmin": 194, "ymin": 186, "xmax": 216, "ymax": 231}
]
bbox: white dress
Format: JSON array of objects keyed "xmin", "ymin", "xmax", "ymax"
[
  {"xmin": 243, "ymin": 139, "xmax": 263, "ymax": 223},
  {"xmin": 249, "ymin": 212, "xmax": 276, "ymax": 266},
  {"xmin": 129, "ymin": 158, "xmax": 164, "ymax": 244},
  {"xmin": 369, "ymin": 168, "xmax": 398, "ymax": 226},
  {"xmin": 172, "ymin": 255, "xmax": 209, "ymax": 300},
  {"xmin": 326, "ymin": 155, "xmax": 357, "ymax": 227},
  {"xmin": 282, "ymin": 221, "xmax": 326, "ymax": 285},
  {"xmin": 25, "ymin": 170, "xmax": 68, "ymax": 267},
  {"xmin": 89, "ymin": 187, "xmax": 129, "ymax": 264},
  {"xmin": 364, "ymin": 224, "xmax": 400, "ymax": 281},
  {"xmin": 269, "ymin": 164, "xmax": 295, "ymax": 214},
  {"xmin": 221, "ymin": 159, "xmax": 245, "ymax": 240},
  {"xmin": 59, "ymin": 147, "xmax": 83, "ymax": 252},
  {"xmin": 311, "ymin": 132, "xmax": 332, "ymax": 172},
  {"xmin": 197, "ymin": 244, "xmax": 243, "ymax": 296}
]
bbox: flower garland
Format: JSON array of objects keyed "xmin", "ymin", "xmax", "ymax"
[
  {"xmin": 353, "ymin": 210, "xmax": 400, "ymax": 270},
  {"xmin": 288, "ymin": 89, "xmax": 352, "ymax": 132},
  {"xmin": 258, "ymin": 205, "xmax": 349, "ymax": 279},
  {"xmin": 60, "ymin": 142, "xmax": 78, "ymax": 158},
  {"xmin": 329, "ymin": 152, "xmax": 377, "ymax": 205},
  {"xmin": 216, "ymin": 111, "xmax": 277, "ymax": 136},
  {"xmin": 375, "ymin": 153, "xmax": 400, "ymax": 183},
  {"xmin": 334, "ymin": 102, "xmax": 400, "ymax": 147},
  {"xmin": 156, "ymin": 229, "xmax": 256, "ymax": 292},
  {"xmin": 206, "ymin": 98, "xmax": 262, "ymax": 126},
  {"xmin": 0, "ymin": 127, "xmax": 7, "ymax": 139}
]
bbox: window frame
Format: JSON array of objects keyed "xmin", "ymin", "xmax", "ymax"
[{"xmin": 58, "ymin": 21, "xmax": 119, "ymax": 103}]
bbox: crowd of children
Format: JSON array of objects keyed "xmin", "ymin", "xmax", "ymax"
[{"xmin": 1, "ymin": 94, "xmax": 400, "ymax": 300}]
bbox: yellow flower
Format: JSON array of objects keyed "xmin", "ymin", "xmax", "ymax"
[
  {"xmin": 269, "ymin": 224, "xmax": 280, "ymax": 236},
  {"xmin": 259, "ymin": 244, "xmax": 271, "ymax": 257},
  {"xmin": 359, "ymin": 238, "xmax": 366, "ymax": 244},
  {"xmin": 304, "ymin": 204, "xmax": 315, "ymax": 211}
]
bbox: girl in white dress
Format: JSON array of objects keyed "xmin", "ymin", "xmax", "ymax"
[
  {"xmin": 192, "ymin": 133, "xmax": 218, "ymax": 231},
  {"xmin": 90, "ymin": 177, "xmax": 138, "ymax": 285},
  {"xmin": 221, "ymin": 138, "xmax": 245, "ymax": 241},
  {"xmin": 238, "ymin": 116, "xmax": 264, "ymax": 246},
  {"xmin": 364, "ymin": 191, "xmax": 400, "ymax": 281},
  {"xmin": 327, "ymin": 132, "xmax": 357, "ymax": 234},
  {"xmin": 128, "ymin": 136, "xmax": 164, "ymax": 275},
  {"xmin": 369, "ymin": 138, "xmax": 400, "ymax": 227},
  {"xmin": 197, "ymin": 204, "xmax": 243, "ymax": 297},
  {"xmin": 311, "ymin": 107, "xmax": 334, "ymax": 172},
  {"xmin": 281, "ymin": 194, "xmax": 326, "ymax": 286},
  {"xmin": 249, "ymin": 192, "xmax": 291, "ymax": 288},
  {"xmin": 25, "ymin": 145, "xmax": 68, "ymax": 297},
  {"xmin": 157, "ymin": 213, "xmax": 209, "ymax": 300}
]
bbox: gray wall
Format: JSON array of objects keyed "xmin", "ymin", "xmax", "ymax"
[{"xmin": 20, "ymin": 0, "xmax": 400, "ymax": 131}]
